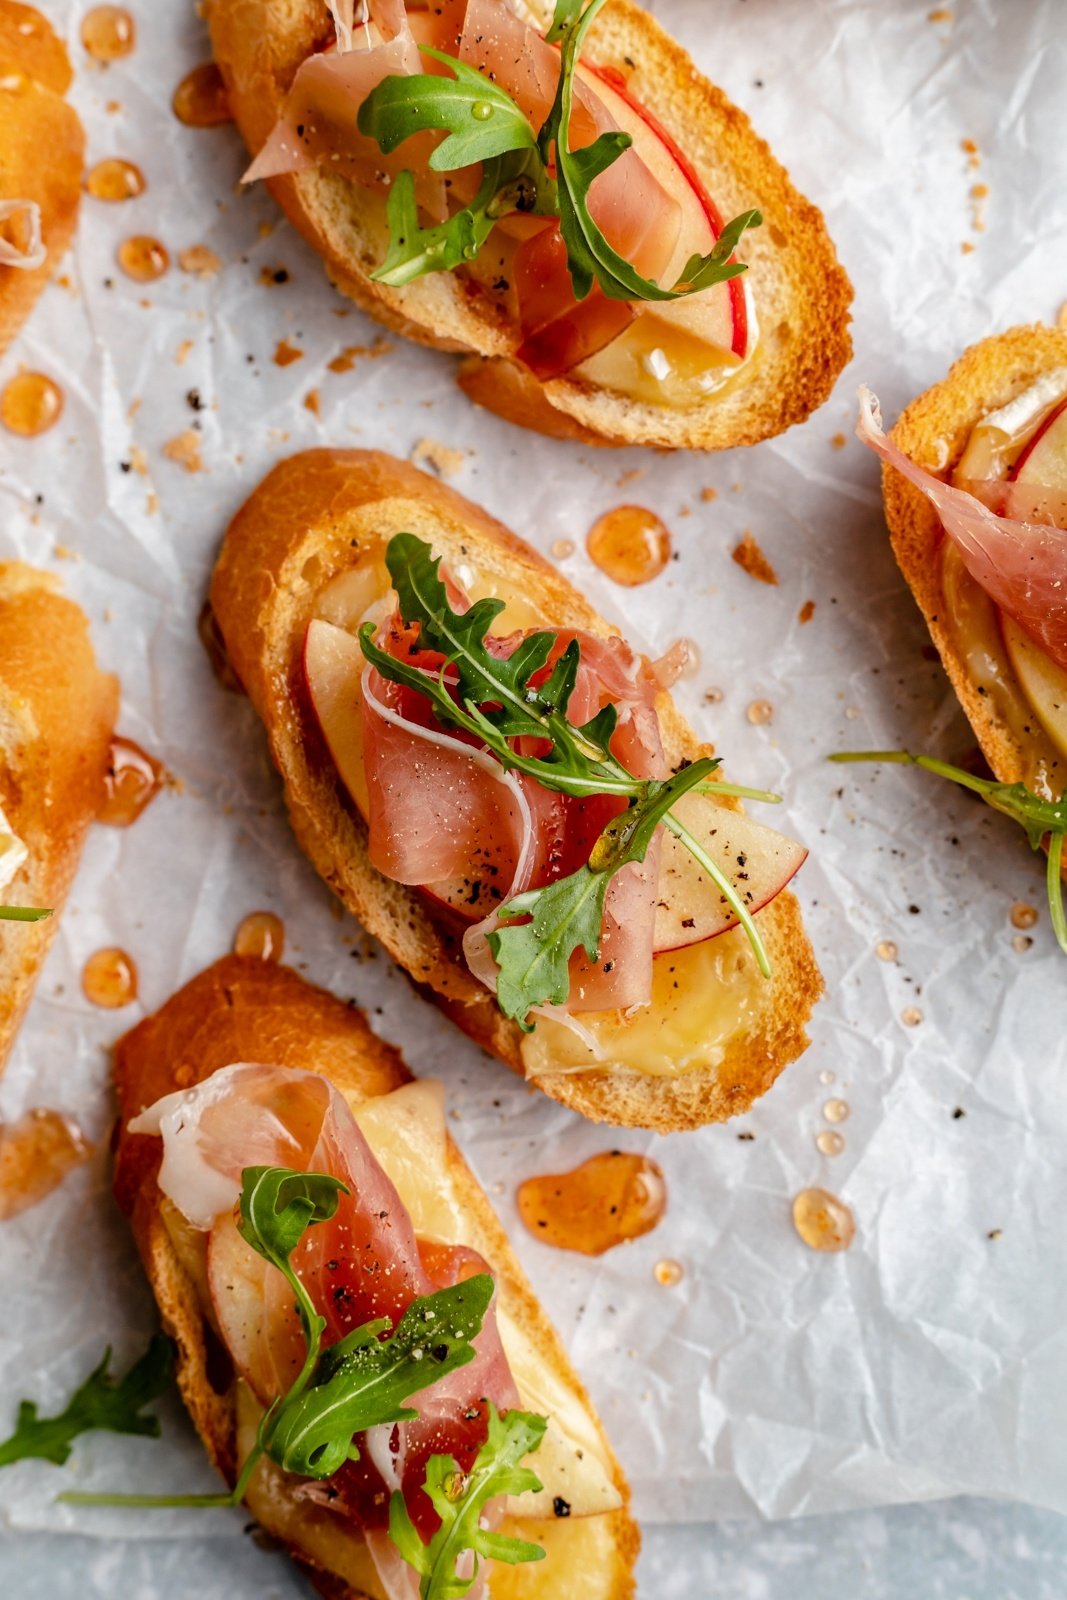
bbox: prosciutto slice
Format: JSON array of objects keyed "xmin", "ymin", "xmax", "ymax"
[
  {"xmin": 0, "ymin": 200, "xmax": 47, "ymax": 271},
  {"xmin": 131, "ymin": 1063, "xmax": 518, "ymax": 1582},
  {"xmin": 858, "ymin": 388, "xmax": 1067, "ymax": 673},
  {"xmin": 359, "ymin": 581, "xmax": 668, "ymax": 1013}
]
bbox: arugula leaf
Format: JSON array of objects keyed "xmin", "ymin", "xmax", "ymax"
[
  {"xmin": 0, "ymin": 1336, "xmax": 173, "ymax": 1469},
  {"xmin": 388, "ymin": 1403, "xmax": 547, "ymax": 1600},
  {"xmin": 539, "ymin": 0, "xmax": 760, "ymax": 303},
  {"xmin": 357, "ymin": 3, "xmax": 759, "ymax": 304},
  {"xmin": 267, "ymin": 1274, "xmax": 495, "ymax": 1479},
  {"xmin": 372, "ymin": 148, "xmax": 552, "ymax": 290},
  {"xmin": 358, "ymin": 50, "xmax": 537, "ymax": 171},
  {"xmin": 239, "ymin": 1165, "xmax": 348, "ymax": 1281},
  {"xmin": 0, "ymin": 906, "xmax": 51, "ymax": 922},
  {"xmin": 831, "ymin": 750, "xmax": 1067, "ymax": 955}
]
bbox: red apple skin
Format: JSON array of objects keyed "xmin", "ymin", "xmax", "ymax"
[{"xmin": 1009, "ymin": 395, "xmax": 1067, "ymax": 483}]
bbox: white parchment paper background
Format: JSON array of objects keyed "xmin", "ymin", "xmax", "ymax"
[{"xmin": 1, "ymin": 0, "xmax": 1066, "ymax": 1556}]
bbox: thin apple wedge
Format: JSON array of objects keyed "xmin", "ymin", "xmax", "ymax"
[
  {"xmin": 1001, "ymin": 613, "xmax": 1067, "ymax": 762},
  {"xmin": 304, "ymin": 617, "xmax": 370, "ymax": 817},
  {"xmin": 653, "ymin": 791, "xmax": 807, "ymax": 953}
]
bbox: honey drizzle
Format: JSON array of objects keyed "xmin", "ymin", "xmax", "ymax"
[
  {"xmin": 516, "ymin": 1150, "xmax": 666, "ymax": 1256},
  {"xmin": 0, "ymin": 1109, "xmax": 92, "ymax": 1221},
  {"xmin": 86, "ymin": 158, "xmax": 145, "ymax": 202},
  {"xmin": 81, "ymin": 6, "xmax": 135, "ymax": 62},
  {"xmin": 586, "ymin": 506, "xmax": 671, "ymax": 586},
  {"xmin": 0, "ymin": 372, "xmax": 63, "ymax": 436},
  {"xmin": 117, "ymin": 235, "xmax": 169, "ymax": 282},
  {"xmin": 82, "ymin": 947, "xmax": 138, "ymax": 1008},
  {"xmin": 234, "ymin": 911, "xmax": 285, "ymax": 963},
  {"xmin": 97, "ymin": 736, "xmax": 166, "ymax": 827}
]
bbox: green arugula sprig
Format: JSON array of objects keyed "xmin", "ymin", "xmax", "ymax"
[
  {"xmin": 389, "ymin": 1403, "xmax": 547, "ymax": 1600},
  {"xmin": 360, "ymin": 534, "xmax": 777, "ymax": 1026},
  {"xmin": 0, "ymin": 906, "xmax": 51, "ymax": 922},
  {"xmin": 831, "ymin": 750, "xmax": 1067, "ymax": 954},
  {"xmin": 61, "ymin": 1168, "xmax": 498, "ymax": 1508},
  {"xmin": 0, "ymin": 1336, "xmax": 173, "ymax": 1469},
  {"xmin": 357, "ymin": 0, "xmax": 760, "ymax": 300}
]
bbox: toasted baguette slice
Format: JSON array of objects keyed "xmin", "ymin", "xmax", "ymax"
[
  {"xmin": 210, "ymin": 448, "xmax": 822, "ymax": 1131},
  {"xmin": 113, "ymin": 954, "xmax": 639, "ymax": 1600},
  {"xmin": 0, "ymin": 565, "xmax": 118, "ymax": 1070},
  {"xmin": 883, "ymin": 323, "xmax": 1067, "ymax": 787},
  {"xmin": 206, "ymin": 0, "xmax": 852, "ymax": 451},
  {"xmin": 0, "ymin": 2, "xmax": 83, "ymax": 356}
]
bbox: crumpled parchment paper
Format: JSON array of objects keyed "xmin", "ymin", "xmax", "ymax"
[{"xmin": 1, "ymin": 0, "xmax": 1066, "ymax": 1553}]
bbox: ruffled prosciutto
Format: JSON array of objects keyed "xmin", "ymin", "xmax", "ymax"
[
  {"xmin": 360, "ymin": 585, "xmax": 668, "ymax": 1012},
  {"xmin": 0, "ymin": 200, "xmax": 47, "ymax": 271},
  {"xmin": 858, "ymin": 388, "xmax": 1067, "ymax": 673},
  {"xmin": 244, "ymin": 0, "xmax": 684, "ymax": 373},
  {"xmin": 131, "ymin": 1064, "xmax": 518, "ymax": 1592}
]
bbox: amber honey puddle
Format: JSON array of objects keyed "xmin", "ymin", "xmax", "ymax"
[
  {"xmin": 86, "ymin": 158, "xmax": 145, "ymax": 202},
  {"xmin": 792, "ymin": 1187, "xmax": 855, "ymax": 1253},
  {"xmin": 234, "ymin": 912, "xmax": 285, "ymax": 963},
  {"xmin": 82, "ymin": 947, "xmax": 138, "ymax": 1008},
  {"xmin": 172, "ymin": 63, "xmax": 232, "ymax": 127},
  {"xmin": 517, "ymin": 1150, "xmax": 666, "ymax": 1255},
  {"xmin": 117, "ymin": 235, "xmax": 168, "ymax": 282},
  {"xmin": 81, "ymin": 6, "xmax": 135, "ymax": 61},
  {"xmin": 0, "ymin": 1109, "xmax": 92, "ymax": 1222},
  {"xmin": 587, "ymin": 506, "xmax": 671, "ymax": 586},
  {"xmin": 97, "ymin": 736, "xmax": 165, "ymax": 827},
  {"xmin": 1, "ymin": 372, "xmax": 63, "ymax": 436}
]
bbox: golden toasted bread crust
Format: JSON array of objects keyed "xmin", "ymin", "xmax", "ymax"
[
  {"xmin": 206, "ymin": 0, "xmax": 852, "ymax": 450},
  {"xmin": 883, "ymin": 323, "xmax": 1067, "ymax": 784},
  {"xmin": 209, "ymin": 448, "xmax": 822, "ymax": 1131},
  {"xmin": 113, "ymin": 954, "xmax": 639, "ymax": 1600},
  {"xmin": 0, "ymin": 565, "xmax": 118, "ymax": 1072},
  {"xmin": 0, "ymin": 2, "xmax": 83, "ymax": 356}
]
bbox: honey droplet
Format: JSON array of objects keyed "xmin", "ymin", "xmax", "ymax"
[
  {"xmin": 746, "ymin": 699, "xmax": 773, "ymax": 725},
  {"xmin": 823, "ymin": 1098, "xmax": 850, "ymax": 1125},
  {"xmin": 117, "ymin": 234, "xmax": 169, "ymax": 281},
  {"xmin": 587, "ymin": 505, "xmax": 671, "ymax": 586},
  {"xmin": 97, "ymin": 736, "xmax": 165, "ymax": 827},
  {"xmin": 1012, "ymin": 933, "xmax": 1033, "ymax": 953},
  {"xmin": 234, "ymin": 911, "xmax": 285, "ymax": 963},
  {"xmin": 901, "ymin": 1006, "xmax": 923, "ymax": 1027},
  {"xmin": 0, "ymin": 371, "xmax": 63, "ymax": 436},
  {"xmin": 274, "ymin": 338, "xmax": 304, "ymax": 367},
  {"xmin": 792, "ymin": 1187, "xmax": 855, "ymax": 1253},
  {"xmin": 818, "ymin": 1069, "xmax": 836, "ymax": 1086},
  {"xmin": 172, "ymin": 63, "xmax": 232, "ymax": 128},
  {"xmin": 0, "ymin": 1109, "xmax": 92, "ymax": 1222},
  {"xmin": 81, "ymin": 6, "xmax": 135, "ymax": 61},
  {"xmin": 197, "ymin": 601, "xmax": 246, "ymax": 694},
  {"xmin": 654, "ymin": 1257, "xmax": 684, "ymax": 1287},
  {"xmin": 876, "ymin": 939, "xmax": 898, "ymax": 962},
  {"xmin": 816, "ymin": 1130, "xmax": 845, "ymax": 1157},
  {"xmin": 550, "ymin": 538, "xmax": 575, "ymax": 560},
  {"xmin": 1010, "ymin": 902, "xmax": 1038, "ymax": 930},
  {"xmin": 86, "ymin": 157, "xmax": 145, "ymax": 202},
  {"xmin": 82, "ymin": 947, "xmax": 138, "ymax": 1008},
  {"xmin": 516, "ymin": 1151, "xmax": 666, "ymax": 1256}
]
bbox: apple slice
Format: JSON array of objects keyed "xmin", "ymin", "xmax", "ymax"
[
  {"xmin": 304, "ymin": 617, "xmax": 370, "ymax": 818},
  {"xmin": 1010, "ymin": 394, "xmax": 1067, "ymax": 487},
  {"xmin": 1001, "ymin": 613, "xmax": 1067, "ymax": 762},
  {"xmin": 652, "ymin": 791, "xmax": 807, "ymax": 953}
]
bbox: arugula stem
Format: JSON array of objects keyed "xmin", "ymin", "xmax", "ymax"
[
  {"xmin": 661, "ymin": 812, "xmax": 772, "ymax": 979},
  {"xmin": 697, "ymin": 780, "xmax": 782, "ymax": 805},
  {"xmin": 58, "ymin": 1490, "xmax": 234, "ymax": 1508},
  {"xmin": 1047, "ymin": 830, "xmax": 1067, "ymax": 955}
]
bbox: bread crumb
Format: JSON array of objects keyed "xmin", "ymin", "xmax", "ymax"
[
  {"xmin": 961, "ymin": 241, "xmax": 976, "ymax": 254},
  {"xmin": 129, "ymin": 444, "xmax": 149, "ymax": 477},
  {"xmin": 731, "ymin": 531, "xmax": 778, "ymax": 586},
  {"xmin": 53, "ymin": 544, "xmax": 79, "ymax": 562},
  {"xmin": 616, "ymin": 467, "xmax": 645, "ymax": 488},
  {"xmin": 927, "ymin": 7, "xmax": 952, "ymax": 20},
  {"xmin": 106, "ymin": 99, "xmax": 121, "ymax": 113},
  {"xmin": 831, "ymin": 432, "xmax": 846, "ymax": 450},
  {"xmin": 798, "ymin": 599, "xmax": 816, "ymax": 624},
  {"xmin": 162, "ymin": 430, "xmax": 204, "ymax": 473},
  {"xmin": 1057, "ymin": 302, "xmax": 1067, "ymax": 331},
  {"xmin": 412, "ymin": 438, "xmax": 466, "ymax": 478},
  {"xmin": 700, "ymin": 486, "xmax": 717, "ymax": 503},
  {"xmin": 146, "ymin": 492, "xmax": 159, "ymax": 515},
  {"xmin": 178, "ymin": 245, "xmax": 222, "ymax": 279},
  {"xmin": 274, "ymin": 339, "xmax": 303, "ymax": 367},
  {"xmin": 304, "ymin": 389, "xmax": 321, "ymax": 416},
  {"xmin": 127, "ymin": 397, "xmax": 141, "ymax": 420},
  {"xmin": 176, "ymin": 339, "xmax": 194, "ymax": 365},
  {"xmin": 258, "ymin": 220, "xmax": 275, "ymax": 239},
  {"xmin": 327, "ymin": 336, "xmax": 392, "ymax": 373},
  {"xmin": 259, "ymin": 264, "xmax": 290, "ymax": 287}
]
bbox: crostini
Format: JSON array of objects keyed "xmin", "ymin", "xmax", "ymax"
[
  {"xmin": 0, "ymin": 1, "xmax": 83, "ymax": 355},
  {"xmin": 854, "ymin": 325, "xmax": 1067, "ymax": 947},
  {"xmin": 113, "ymin": 954, "xmax": 639, "ymax": 1600},
  {"xmin": 0, "ymin": 564, "xmax": 118, "ymax": 1070},
  {"xmin": 207, "ymin": 0, "xmax": 852, "ymax": 451},
  {"xmin": 210, "ymin": 449, "xmax": 822, "ymax": 1132}
]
